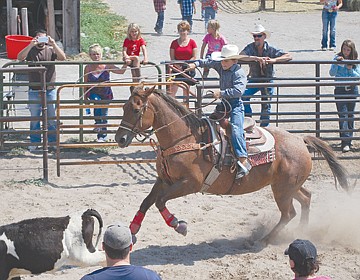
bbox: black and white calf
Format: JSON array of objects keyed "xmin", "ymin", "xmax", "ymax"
[{"xmin": 0, "ymin": 209, "xmax": 106, "ymax": 280}]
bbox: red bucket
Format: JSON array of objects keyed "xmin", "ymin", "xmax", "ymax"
[{"xmin": 5, "ymin": 35, "xmax": 33, "ymax": 59}]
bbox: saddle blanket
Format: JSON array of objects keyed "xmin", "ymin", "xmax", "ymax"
[{"xmin": 248, "ymin": 148, "xmax": 276, "ymax": 167}]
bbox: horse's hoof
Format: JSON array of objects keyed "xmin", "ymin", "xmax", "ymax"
[
  {"xmin": 132, "ymin": 234, "xmax": 137, "ymax": 245},
  {"xmin": 175, "ymin": 221, "xmax": 187, "ymax": 236}
]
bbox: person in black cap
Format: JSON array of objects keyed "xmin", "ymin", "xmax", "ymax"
[
  {"xmin": 81, "ymin": 222, "xmax": 161, "ymax": 280},
  {"xmin": 285, "ymin": 239, "xmax": 331, "ymax": 280}
]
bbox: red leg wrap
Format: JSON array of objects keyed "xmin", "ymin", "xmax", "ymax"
[
  {"xmin": 130, "ymin": 211, "xmax": 145, "ymax": 235},
  {"xmin": 160, "ymin": 207, "xmax": 178, "ymax": 228}
]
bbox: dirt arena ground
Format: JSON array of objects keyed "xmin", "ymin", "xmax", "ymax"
[{"xmin": 1, "ymin": 0, "xmax": 360, "ymax": 279}]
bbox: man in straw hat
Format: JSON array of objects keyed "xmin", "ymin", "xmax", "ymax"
[
  {"xmin": 239, "ymin": 24, "xmax": 292, "ymax": 127},
  {"xmin": 81, "ymin": 222, "xmax": 161, "ymax": 280},
  {"xmin": 187, "ymin": 44, "xmax": 252, "ymax": 179},
  {"xmin": 285, "ymin": 239, "xmax": 331, "ymax": 279}
]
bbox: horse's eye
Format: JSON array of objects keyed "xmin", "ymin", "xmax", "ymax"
[{"xmin": 134, "ymin": 108, "xmax": 140, "ymax": 114}]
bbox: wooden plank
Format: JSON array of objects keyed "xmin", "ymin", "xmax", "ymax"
[
  {"xmin": 47, "ymin": 0, "xmax": 56, "ymax": 38},
  {"xmin": 63, "ymin": 0, "xmax": 80, "ymax": 54}
]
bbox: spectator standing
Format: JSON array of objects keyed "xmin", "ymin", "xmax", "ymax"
[
  {"xmin": 17, "ymin": 29, "xmax": 66, "ymax": 152},
  {"xmin": 239, "ymin": 24, "xmax": 292, "ymax": 127},
  {"xmin": 187, "ymin": 45, "xmax": 251, "ymax": 179},
  {"xmin": 201, "ymin": 0, "xmax": 218, "ymax": 31},
  {"xmin": 153, "ymin": 0, "xmax": 166, "ymax": 35},
  {"xmin": 84, "ymin": 44, "xmax": 127, "ymax": 142},
  {"xmin": 81, "ymin": 222, "xmax": 162, "ymax": 280},
  {"xmin": 285, "ymin": 239, "xmax": 331, "ymax": 280},
  {"xmin": 169, "ymin": 20, "xmax": 197, "ymax": 96},
  {"xmin": 177, "ymin": 0, "xmax": 196, "ymax": 32},
  {"xmin": 329, "ymin": 39, "xmax": 360, "ymax": 152},
  {"xmin": 122, "ymin": 23, "xmax": 148, "ymax": 83},
  {"xmin": 200, "ymin": 19, "xmax": 227, "ymax": 78},
  {"xmin": 320, "ymin": 0, "xmax": 343, "ymax": 51}
]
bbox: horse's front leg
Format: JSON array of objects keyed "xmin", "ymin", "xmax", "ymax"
[
  {"xmin": 130, "ymin": 177, "xmax": 164, "ymax": 242},
  {"xmin": 155, "ymin": 177, "xmax": 199, "ymax": 236}
]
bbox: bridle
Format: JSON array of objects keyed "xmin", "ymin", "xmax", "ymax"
[
  {"xmin": 119, "ymin": 94, "xmax": 155, "ymax": 142},
  {"xmin": 119, "ymin": 92, "xmax": 198, "ymax": 143}
]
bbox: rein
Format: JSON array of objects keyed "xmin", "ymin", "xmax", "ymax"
[
  {"xmin": 121, "ymin": 91, "xmax": 223, "ymax": 153},
  {"xmin": 123, "ymin": 92, "xmax": 199, "ymax": 142},
  {"xmin": 120, "ymin": 98, "xmax": 155, "ymax": 142}
]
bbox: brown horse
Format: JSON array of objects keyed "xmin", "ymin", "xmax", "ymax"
[{"xmin": 115, "ymin": 84, "xmax": 349, "ymax": 244}]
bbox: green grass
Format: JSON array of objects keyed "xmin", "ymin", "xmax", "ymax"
[
  {"xmin": 63, "ymin": 137, "xmax": 116, "ymax": 154},
  {"xmin": 6, "ymin": 178, "xmax": 45, "ymax": 187},
  {"xmin": 80, "ymin": 0, "xmax": 127, "ymax": 54}
]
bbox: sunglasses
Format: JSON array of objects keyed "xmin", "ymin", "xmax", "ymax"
[{"xmin": 253, "ymin": 34, "xmax": 264, "ymax": 38}]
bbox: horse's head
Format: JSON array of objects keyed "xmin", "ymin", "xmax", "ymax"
[{"xmin": 115, "ymin": 83, "xmax": 156, "ymax": 148}]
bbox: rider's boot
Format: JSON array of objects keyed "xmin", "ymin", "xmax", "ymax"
[{"xmin": 236, "ymin": 157, "xmax": 252, "ymax": 179}]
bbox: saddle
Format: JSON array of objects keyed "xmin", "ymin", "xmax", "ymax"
[
  {"xmin": 202, "ymin": 116, "xmax": 275, "ymax": 168},
  {"xmin": 198, "ymin": 116, "xmax": 275, "ymax": 192}
]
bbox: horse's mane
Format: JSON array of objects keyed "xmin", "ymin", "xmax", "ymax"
[{"xmin": 152, "ymin": 89, "xmax": 203, "ymax": 131}]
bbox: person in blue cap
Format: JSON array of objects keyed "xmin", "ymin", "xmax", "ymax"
[{"xmin": 285, "ymin": 239, "xmax": 331, "ymax": 280}]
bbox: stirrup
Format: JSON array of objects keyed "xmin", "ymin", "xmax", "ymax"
[{"xmin": 235, "ymin": 159, "xmax": 252, "ymax": 179}]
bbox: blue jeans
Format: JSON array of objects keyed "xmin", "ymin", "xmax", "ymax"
[
  {"xmin": 28, "ymin": 89, "xmax": 57, "ymax": 143},
  {"xmin": 321, "ymin": 9, "xmax": 337, "ymax": 48},
  {"xmin": 155, "ymin": 11, "xmax": 164, "ymax": 31},
  {"xmin": 90, "ymin": 93, "xmax": 109, "ymax": 139},
  {"xmin": 204, "ymin": 7, "xmax": 216, "ymax": 30},
  {"xmin": 182, "ymin": 15, "xmax": 193, "ymax": 31},
  {"xmin": 242, "ymin": 84, "xmax": 274, "ymax": 127},
  {"xmin": 335, "ymin": 86, "xmax": 358, "ymax": 147},
  {"xmin": 228, "ymin": 99, "xmax": 247, "ymax": 158}
]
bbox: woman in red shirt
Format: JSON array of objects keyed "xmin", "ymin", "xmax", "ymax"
[{"xmin": 169, "ymin": 20, "xmax": 197, "ymax": 97}]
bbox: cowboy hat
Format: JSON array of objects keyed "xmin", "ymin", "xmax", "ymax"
[
  {"xmin": 211, "ymin": 44, "xmax": 245, "ymax": 61},
  {"xmin": 251, "ymin": 24, "xmax": 271, "ymax": 39}
]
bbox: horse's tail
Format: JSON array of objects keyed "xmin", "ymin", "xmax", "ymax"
[{"xmin": 303, "ymin": 135, "xmax": 350, "ymax": 192}]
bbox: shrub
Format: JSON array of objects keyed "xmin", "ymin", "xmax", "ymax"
[{"xmin": 347, "ymin": 0, "xmax": 360, "ymax": 10}]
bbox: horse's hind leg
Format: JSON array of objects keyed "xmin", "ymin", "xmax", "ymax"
[
  {"xmin": 263, "ymin": 181, "xmax": 311, "ymax": 244},
  {"xmin": 130, "ymin": 177, "xmax": 164, "ymax": 238},
  {"xmin": 262, "ymin": 195, "xmax": 295, "ymax": 244},
  {"xmin": 262, "ymin": 187, "xmax": 311, "ymax": 244},
  {"xmin": 293, "ymin": 186, "xmax": 311, "ymax": 226},
  {"xmin": 262, "ymin": 180, "xmax": 303, "ymax": 244}
]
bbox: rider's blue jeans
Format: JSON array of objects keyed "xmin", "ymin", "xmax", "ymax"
[{"xmin": 228, "ymin": 99, "xmax": 247, "ymax": 158}]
